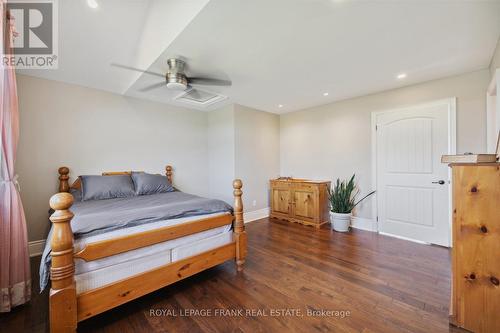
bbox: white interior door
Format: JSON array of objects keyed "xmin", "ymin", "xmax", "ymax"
[
  {"xmin": 486, "ymin": 69, "xmax": 499, "ymax": 153},
  {"xmin": 375, "ymin": 99, "xmax": 455, "ymax": 247}
]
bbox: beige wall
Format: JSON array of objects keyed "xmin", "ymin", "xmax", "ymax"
[
  {"xmin": 234, "ymin": 104, "xmax": 280, "ymax": 211},
  {"xmin": 207, "ymin": 104, "xmax": 280, "ymax": 212},
  {"xmin": 489, "ymin": 37, "xmax": 500, "ymax": 78},
  {"xmin": 17, "ymin": 75, "xmax": 209, "ymax": 241},
  {"xmin": 207, "ymin": 104, "xmax": 235, "ymax": 205},
  {"xmin": 280, "ymin": 69, "xmax": 490, "ymax": 219},
  {"xmin": 487, "ymin": 38, "xmax": 499, "ymax": 153}
]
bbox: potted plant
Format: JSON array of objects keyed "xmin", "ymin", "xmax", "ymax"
[{"xmin": 328, "ymin": 174, "xmax": 375, "ymax": 232}]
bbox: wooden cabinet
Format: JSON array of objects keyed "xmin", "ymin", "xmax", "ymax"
[
  {"xmin": 270, "ymin": 179, "xmax": 331, "ymax": 228},
  {"xmin": 449, "ymin": 163, "xmax": 500, "ymax": 333},
  {"xmin": 271, "ymin": 185, "xmax": 291, "ymax": 215}
]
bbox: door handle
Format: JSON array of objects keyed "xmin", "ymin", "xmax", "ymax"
[{"xmin": 432, "ymin": 180, "xmax": 446, "ymax": 185}]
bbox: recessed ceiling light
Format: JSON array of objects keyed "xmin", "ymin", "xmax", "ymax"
[
  {"xmin": 397, "ymin": 73, "xmax": 407, "ymax": 79},
  {"xmin": 323, "ymin": 92, "xmax": 329, "ymax": 96},
  {"xmin": 87, "ymin": 0, "xmax": 99, "ymax": 9},
  {"xmin": 278, "ymin": 104, "xmax": 283, "ymax": 108}
]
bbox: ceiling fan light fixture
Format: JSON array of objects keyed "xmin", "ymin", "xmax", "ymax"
[
  {"xmin": 166, "ymin": 82, "xmax": 188, "ymax": 90},
  {"xmin": 111, "ymin": 57, "xmax": 231, "ymax": 93},
  {"xmin": 166, "ymin": 72, "xmax": 188, "ymax": 90}
]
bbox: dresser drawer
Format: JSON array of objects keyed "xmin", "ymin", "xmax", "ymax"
[{"xmin": 292, "ymin": 183, "xmax": 316, "ymax": 192}]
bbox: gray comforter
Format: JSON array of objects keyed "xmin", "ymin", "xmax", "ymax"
[{"xmin": 39, "ymin": 191, "xmax": 232, "ymax": 291}]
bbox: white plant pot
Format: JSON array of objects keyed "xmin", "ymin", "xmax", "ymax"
[{"xmin": 330, "ymin": 212, "xmax": 351, "ymax": 232}]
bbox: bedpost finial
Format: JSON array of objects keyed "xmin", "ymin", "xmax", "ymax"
[
  {"xmin": 232, "ymin": 179, "xmax": 243, "ymax": 227},
  {"xmin": 233, "ymin": 179, "xmax": 243, "ymax": 199},
  {"xmin": 233, "ymin": 179, "xmax": 242, "ymax": 190},
  {"xmin": 58, "ymin": 166, "xmax": 71, "ymax": 193},
  {"xmin": 50, "ymin": 192, "xmax": 74, "ymax": 211},
  {"xmin": 166, "ymin": 165, "xmax": 173, "ymax": 184},
  {"xmin": 58, "ymin": 166, "xmax": 69, "ymax": 176}
]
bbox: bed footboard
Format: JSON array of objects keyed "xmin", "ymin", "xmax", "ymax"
[{"xmin": 49, "ymin": 166, "xmax": 246, "ymax": 332}]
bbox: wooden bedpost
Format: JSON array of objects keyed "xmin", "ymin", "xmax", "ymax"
[
  {"xmin": 233, "ymin": 179, "xmax": 247, "ymax": 272},
  {"xmin": 49, "ymin": 192, "xmax": 77, "ymax": 333},
  {"xmin": 58, "ymin": 167, "xmax": 70, "ymax": 193},
  {"xmin": 166, "ymin": 165, "xmax": 173, "ymax": 184}
]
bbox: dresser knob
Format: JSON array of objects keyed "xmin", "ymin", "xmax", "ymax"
[
  {"xmin": 480, "ymin": 225, "xmax": 488, "ymax": 233},
  {"xmin": 491, "ymin": 276, "xmax": 499, "ymax": 286}
]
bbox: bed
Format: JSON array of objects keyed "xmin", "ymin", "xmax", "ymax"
[{"xmin": 44, "ymin": 166, "xmax": 246, "ymax": 333}]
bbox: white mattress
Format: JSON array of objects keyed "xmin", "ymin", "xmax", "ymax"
[
  {"xmin": 75, "ymin": 248, "xmax": 172, "ymax": 294},
  {"xmin": 171, "ymin": 231, "xmax": 233, "ymax": 262},
  {"xmin": 74, "ymin": 212, "xmax": 234, "ymax": 294},
  {"xmin": 74, "ymin": 212, "xmax": 231, "ymax": 275}
]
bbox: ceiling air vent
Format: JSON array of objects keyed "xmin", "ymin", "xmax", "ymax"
[{"xmin": 174, "ymin": 88, "xmax": 227, "ymax": 107}]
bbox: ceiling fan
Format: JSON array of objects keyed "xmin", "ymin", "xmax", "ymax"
[{"xmin": 111, "ymin": 58, "xmax": 231, "ymax": 92}]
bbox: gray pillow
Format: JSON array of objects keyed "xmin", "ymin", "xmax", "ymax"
[
  {"xmin": 80, "ymin": 175, "xmax": 135, "ymax": 201},
  {"xmin": 131, "ymin": 172, "xmax": 174, "ymax": 195}
]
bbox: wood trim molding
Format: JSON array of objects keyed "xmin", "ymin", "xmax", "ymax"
[
  {"xmin": 64, "ymin": 165, "xmax": 175, "ymax": 191},
  {"xmin": 74, "ymin": 214, "xmax": 233, "ymax": 262},
  {"xmin": 101, "ymin": 171, "xmax": 133, "ymax": 175},
  {"xmin": 77, "ymin": 242, "xmax": 236, "ymax": 322}
]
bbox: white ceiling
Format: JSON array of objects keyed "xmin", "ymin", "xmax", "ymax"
[
  {"xmin": 20, "ymin": 0, "xmax": 500, "ymax": 113},
  {"xmin": 18, "ymin": 0, "xmax": 209, "ymax": 94}
]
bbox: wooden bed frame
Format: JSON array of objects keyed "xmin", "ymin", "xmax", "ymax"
[{"xmin": 48, "ymin": 166, "xmax": 246, "ymax": 333}]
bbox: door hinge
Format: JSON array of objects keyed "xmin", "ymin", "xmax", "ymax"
[{"xmin": 375, "ymin": 125, "xmax": 378, "ymax": 131}]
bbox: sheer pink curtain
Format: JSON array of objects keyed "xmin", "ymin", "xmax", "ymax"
[{"xmin": 0, "ymin": 1, "xmax": 31, "ymax": 312}]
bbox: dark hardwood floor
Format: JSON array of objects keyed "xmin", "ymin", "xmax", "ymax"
[{"xmin": 0, "ymin": 217, "xmax": 465, "ymax": 333}]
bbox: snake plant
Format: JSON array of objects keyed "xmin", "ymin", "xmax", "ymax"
[{"xmin": 328, "ymin": 174, "xmax": 376, "ymax": 213}]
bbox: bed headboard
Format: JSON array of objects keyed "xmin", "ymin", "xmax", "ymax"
[{"xmin": 57, "ymin": 165, "xmax": 173, "ymax": 193}]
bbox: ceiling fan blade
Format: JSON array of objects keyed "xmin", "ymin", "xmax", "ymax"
[
  {"xmin": 111, "ymin": 63, "xmax": 165, "ymax": 78},
  {"xmin": 139, "ymin": 81, "xmax": 167, "ymax": 92},
  {"xmin": 188, "ymin": 77, "xmax": 232, "ymax": 86}
]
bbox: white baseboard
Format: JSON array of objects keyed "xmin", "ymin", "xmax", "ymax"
[
  {"xmin": 244, "ymin": 207, "xmax": 270, "ymax": 223},
  {"xmin": 378, "ymin": 232, "xmax": 430, "ymax": 245},
  {"xmin": 29, "ymin": 239, "xmax": 46, "ymax": 257},
  {"xmin": 350, "ymin": 216, "xmax": 377, "ymax": 232},
  {"xmin": 352, "ymin": 218, "xmax": 432, "ymax": 245}
]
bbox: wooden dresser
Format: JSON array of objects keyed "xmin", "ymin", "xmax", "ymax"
[
  {"xmin": 270, "ymin": 178, "xmax": 331, "ymax": 228},
  {"xmin": 449, "ymin": 163, "xmax": 500, "ymax": 333}
]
